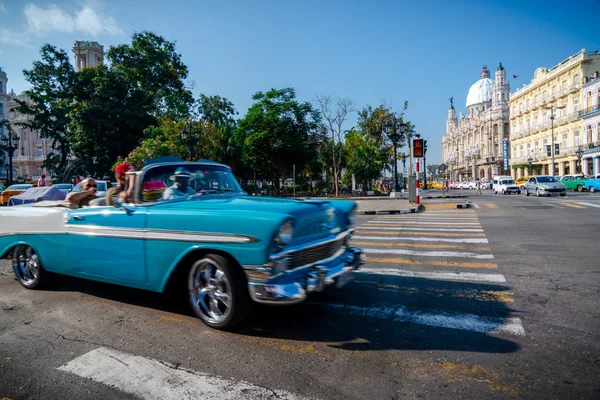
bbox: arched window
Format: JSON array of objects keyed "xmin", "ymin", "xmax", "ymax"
[
  {"xmin": 588, "ymin": 125, "xmax": 593, "ymax": 145},
  {"xmin": 587, "ymin": 91, "xmax": 593, "ymax": 111}
]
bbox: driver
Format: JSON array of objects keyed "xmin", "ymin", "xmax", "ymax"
[{"xmin": 162, "ymin": 168, "xmax": 197, "ymax": 200}]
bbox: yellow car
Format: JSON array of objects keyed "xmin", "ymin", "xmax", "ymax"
[
  {"xmin": 515, "ymin": 176, "xmax": 532, "ymax": 191},
  {"xmin": 0, "ymin": 184, "xmax": 34, "ymax": 206}
]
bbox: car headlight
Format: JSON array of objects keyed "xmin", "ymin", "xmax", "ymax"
[{"xmin": 274, "ymin": 220, "xmax": 293, "ymax": 247}]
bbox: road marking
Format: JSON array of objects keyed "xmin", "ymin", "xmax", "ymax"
[
  {"xmin": 363, "ymin": 248, "xmax": 494, "ymax": 259},
  {"xmin": 351, "ymin": 241, "xmax": 491, "ymax": 251},
  {"xmin": 58, "ymin": 347, "xmax": 310, "ymax": 400},
  {"xmin": 356, "ymin": 268, "xmax": 505, "ymax": 282},
  {"xmin": 576, "ymin": 202, "xmax": 600, "ymax": 208},
  {"xmin": 361, "ymin": 225, "xmax": 484, "ymax": 232},
  {"xmin": 376, "ymin": 217, "xmax": 480, "ymax": 220},
  {"xmin": 364, "ymin": 257, "xmax": 497, "ymax": 268},
  {"xmin": 353, "ymin": 235, "xmax": 489, "ymax": 243},
  {"xmin": 369, "ymin": 221, "xmax": 482, "ymax": 226},
  {"xmin": 486, "ymin": 203, "xmax": 498, "ymax": 208},
  {"xmin": 357, "ymin": 227, "xmax": 485, "ymax": 237},
  {"xmin": 559, "ymin": 202, "xmax": 586, "ymax": 209},
  {"xmin": 323, "ymin": 304, "xmax": 525, "ymax": 336}
]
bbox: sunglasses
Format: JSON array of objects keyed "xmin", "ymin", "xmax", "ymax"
[{"xmin": 84, "ymin": 184, "xmax": 97, "ymax": 188}]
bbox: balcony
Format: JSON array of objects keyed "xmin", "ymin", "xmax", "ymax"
[{"xmin": 578, "ymin": 103, "xmax": 600, "ymax": 117}]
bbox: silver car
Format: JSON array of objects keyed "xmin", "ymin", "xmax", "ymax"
[{"xmin": 525, "ymin": 175, "xmax": 566, "ymax": 197}]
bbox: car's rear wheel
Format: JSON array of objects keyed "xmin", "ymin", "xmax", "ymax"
[
  {"xmin": 187, "ymin": 254, "xmax": 249, "ymax": 330},
  {"xmin": 12, "ymin": 245, "xmax": 47, "ymax": 289},
  {"xmin": 577, "ymin": 185, "xmax": 584, "ymax": 192},
  {"xmin": 590, "ymin": 186, "xmax": 596, "ymax": 193}
]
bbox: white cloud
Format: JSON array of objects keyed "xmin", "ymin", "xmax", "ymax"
[
  {"xmin": 24, "ymin": 2, "xmax": 122, "ymax": 36},
  {"xmin": 0, "ymin": 27, "xmax": 32, "ymax": 47},
  {"xmin": 0, "ymin": 2, "xmax": 7, "ymax": 14}
]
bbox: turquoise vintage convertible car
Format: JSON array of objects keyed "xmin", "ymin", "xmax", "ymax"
[{"xmin": 0, "ymin": 160, "xmax": 363, "ymax": 329}]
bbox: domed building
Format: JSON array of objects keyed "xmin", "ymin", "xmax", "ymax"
[{"xmin": 442, "ymin": 64, "xmax": 511, "ymax": 181}]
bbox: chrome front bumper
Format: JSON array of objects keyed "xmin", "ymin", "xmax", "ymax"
[{"xmin": 246, "ymin": 247, "xmax": 364, "ymax": 305}]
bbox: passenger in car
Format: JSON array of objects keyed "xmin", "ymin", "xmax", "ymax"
[
  {"xmin": 107, "ymin": 163, "xmax": 135, "ymax": 206},
  {"xmin": 162, "ymin": 168, "xmax": 197, "ymax": 200},
  {"xmin": 66, "ymin": 178, "xmax": 97, "ymax": 207}
]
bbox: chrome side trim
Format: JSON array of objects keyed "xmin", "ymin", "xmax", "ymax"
[{"xmin": 65, "ymin": 225, "xmax": 259, "ymax": 243}]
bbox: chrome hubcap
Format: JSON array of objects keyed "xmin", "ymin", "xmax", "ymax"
[
  {"xmin": 189, "ymin": 258, "xmax": 232, "ymax": 324},
  {"xmin": 13, "ymin": 246, "xmax": 39, "ymax": 285}
]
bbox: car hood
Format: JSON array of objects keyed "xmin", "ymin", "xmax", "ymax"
[{"xmin": 541, "ymin": 183, "xmax": 565, "ymax": 188}]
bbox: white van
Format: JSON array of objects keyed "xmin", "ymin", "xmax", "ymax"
[{"xmin": 493, "ymin": 175, "xmax": 521, "ymax": 195}]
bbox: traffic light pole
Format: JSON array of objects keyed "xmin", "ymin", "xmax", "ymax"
[{"xmin": 416, "ymin": 158, "xmax": 420, "ymax": 205}]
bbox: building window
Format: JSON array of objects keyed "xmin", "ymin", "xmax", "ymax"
[
  {"xmin": 574, "ymin": 75, "xmax": 579, "ymax": 86},
  {"xmin": 534, "ymin": 141, "xmax": 539, "ymax": 154},
  {"xmin": 543, "ymin": 112, "xmax": 547, "ymax": 124},
  {"xmin": 562, "ymin": 80, "xmax": 567, "ymax": 92},
  {"xmin": 573, "ymin": 99, "xmax": 578, "ymax": 114},
  {"xmin": 543, "ymin": 92, "xmax": 547, "ymax": 102},
  {"xmin": 37, "ymin": 168, "xmax": 42, "ymax": 177},
  {"xmin": 552, "ymin": 86, "xmax": 557, "ymax": 96},
  {"xmin": 562, "ymin": 134, "xmax": 568, "ymax": 149},
  {"xmin": 519, "ymin": 145, "xmax": 524, "ymax": 157},
  {"xmin": 36, "ymin": 146, "xmax": 42, "ymax": 156},
  {"xmin": 587, "ymin": 91, "xmax": 592, "ymax": 110},
  {"xmin": 574, "ymin": 131, "xmax": 580, "ymax": 146},
  {"xmin": 588, "ymin": 125, "xmax": 593, "ymax": 144}
]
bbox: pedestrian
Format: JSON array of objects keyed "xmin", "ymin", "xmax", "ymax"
[
  {"xmin": 475, "ymin": 179, "xmax": 482, "ymax": 195},
  {"xmin": 37, "ymin": 173, "xmax": 46, "ymax": 187},
  {"xmin": 75, "ymin": 176, "xmax": 82, "ymax": 184},
  {"xmin": 445, "ymin": 179, "xmax": 449, "ymax": 190}
]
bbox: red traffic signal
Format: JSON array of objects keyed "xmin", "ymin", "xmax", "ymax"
[{"xmin": 413, "ymin": 138, "xmax": 424, "ymax": 158}]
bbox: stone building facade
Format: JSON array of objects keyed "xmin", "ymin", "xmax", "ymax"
[
  {"xmin": 442, "ymin": 64, "xmax": 511, "ymax": 181},
  {"xmin": 580, "ymin": 72, "xmax": 600, "ymax": 175}
]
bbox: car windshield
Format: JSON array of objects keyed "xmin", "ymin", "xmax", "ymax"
[
  {"xmin": 140, "ymin": 163, "xmax": 244, "ymax": 202},
  {"xmin": 501, "ymin": 180, "xmax": 515, "ymax": 184},
  {"xmin": 53, "ymin": 184, "xmax": 72, "ymax": 189},
  {"xmin": 7, "ymin": 184, "xmax": 31, "ymax": 190},
  {"xmin": 537, "ymin": 176, "xmax": 557, "ymax": 183}
]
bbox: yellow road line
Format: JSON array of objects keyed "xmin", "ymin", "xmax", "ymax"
[
  {"xmin": 351, "ymin": 241, "xmax": 491, "ymax": 251},
  {"xmin": 486, "ymin": 203, "xmax": 498, "ymax": 208},
  {"xmin": 366, "ymin": 257, "xmax": 498, "ymax": 269},
  {"xmin": 355, "ymin": 230, "xmax": 487, "ymax": 237},
  {"xmin": 560, "ymin": 202, "xmax": 586, "ymax": 209}
]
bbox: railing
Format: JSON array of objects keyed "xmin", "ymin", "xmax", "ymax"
[{"xmin": 579, "ymin": 103, "xmax": 600, "ymax": 116}]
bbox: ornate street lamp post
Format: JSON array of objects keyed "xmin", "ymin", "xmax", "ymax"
[
  {"xmin": 387, "ymin": 121, "xmax": 406, "ymax": 192},
  {"xmin": 543, "ymin": 105, "xmax": 566, "ymax": 176},
  {"xmin": 180, "ymin": 121, "xmax": 200, "ymax": 161},
  {"xmin": 575, "ymin": 146, "xmax": 584, "ymax": 174},
  {"xmin": 399, "ymin": 152, "xmax": 407, "ymax": 188},
  {"xmin": 527, "ymin": 154, "xmax": 534, "ymax": 175},
  {"xmin": 423, "ymin": 139, "xmax": 428, "ymax": 189},
  {"xmin": 1, "ymin": 130, "xmax": 20, "ymax": 186}
]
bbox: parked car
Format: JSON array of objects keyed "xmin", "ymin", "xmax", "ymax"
[
  {"xmin": 0, "ymin": 159, "xmax": 363, "ymax": 330},
  {"xmin": 515, "ymin": 175, "xmax": 532, "ymax": 191},
  {"xmin": 493, "ymin": 176, "xmax": 520, "ymax": 195},
  {"xmin": 458, "ymin": 181, "xmax": 475, "ymax": 190},
  {"xmin": 560, "ymin": 174, "xmax": 588, "ymax": 192},
  {"xmin": 0, "ymin": 184, "xmax": 34, "ymax": 206},
  {"xmin": 70, "ymin": 180, "xmax": 112, "ymax": 198},
  {"xmin": 525, "ymin": 175, "xmax": 566, "ymax": 197},
  {"xmin": 51, "ymin": 183, "xmax": 74, "ymax": 195},
  {"xmin": 448, "ymin": 182, "xmax": 460, "ymax": 189},
  {"xmin": 584, "ymin": 178, "xmax": 600, "ymax": 193}
]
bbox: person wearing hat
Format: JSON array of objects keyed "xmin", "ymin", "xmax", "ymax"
[
  {"xmin": 162, "ymin": 167, "xmax": 197, "ymax": 200},
  {"xmin": 106, "ymin": 163, "xmax": 135, "ymax": 206},
  {"xmin": 37, "ymin": 173, "xmax": 47, "ymax": 187}
]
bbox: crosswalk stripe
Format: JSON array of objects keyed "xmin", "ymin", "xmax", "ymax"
[
  {"xmin": 350, "ymin": 241, "xmax": 491, "ymax": 251},
  {"xmin": 364, "ymin": 258, "xmax": 497, "ymax": 269},
  {"xmin": 357, "ymin": 226, "xmax": 485, "ymax": 237},
  {"xmin": 321, "ymin": 304, "xmax": 525, "ymax": 336},
  {"xmin": 357, "ymin": 268, "xmax": 504, "ymax": 281},
  {"xmin": 363, "ymin": 248, "xmax": 493, "ymax": 259},
  {"xmin": 359, "ymin": 226, "xmax": 485, "ymax": 233},
  {"xmin": 353, "ymin": 235, "xmax": 489, "ymax": 243},
  {"xmin": 369, "ymin": 221, "xmax": 482, "ymax": 226},
  {"xmin": 560, "ymin": 202, "xmax": 586, "ymax": 208},
  {"xmin": 58, "ymin": 347, "xmax": 311, "ymax": 400},
  {"xmin": 576, "ymin": 202, "xmax": 600, "ymax": 208}
]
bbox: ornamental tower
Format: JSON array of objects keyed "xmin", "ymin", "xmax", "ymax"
[
  {"xmin": 72, "ymin": 40, "xmax": 104, "ymax": 72},
  {"xmin": 447, "ymin": 97, "xmax": 458, "ymax": 132},
  {"xmin": 493, "ymin": 62, "xmax": 510, "ymax": 109}
]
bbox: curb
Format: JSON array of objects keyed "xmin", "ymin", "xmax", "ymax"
[{"xmin": 357, "ymin": 204, "xmax": 424, "ymax": 215}]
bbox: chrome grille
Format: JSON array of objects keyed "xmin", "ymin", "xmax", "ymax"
[{"xmin": 287, "ymin": 237, "xmax": 345, "ymax": 269}]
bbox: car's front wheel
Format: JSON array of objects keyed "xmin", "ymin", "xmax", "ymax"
[
  {"xmin": 536, "ymin": 188, "xmax": 541, "ymax": 197},
  {"xmin": 12, "ymin": 245, "xmax": 47, "ymax": 289},
  {"xmin": 525, "ymin": 188, "xmax": 530, "ymax": 196},
  {"xmin": 187, "ymin": 254, "xmax": 249, "ymax": 330}
]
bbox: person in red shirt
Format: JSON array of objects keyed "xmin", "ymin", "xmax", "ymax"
[{"xmin": 37, "ymin": 174, "xmax": 46, "ymax": 187}]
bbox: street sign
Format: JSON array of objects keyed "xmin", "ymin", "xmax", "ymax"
[
  {"xmin": 502, "ymin": 139, "xmax": 509, "ymax": 171},
  {"xmin": 413, "ymin": 139, "xmax": 424, "ymax": 158},
  {"xmin": 441, "ymin": 163, "xmax": 447, "ymax": 171}
]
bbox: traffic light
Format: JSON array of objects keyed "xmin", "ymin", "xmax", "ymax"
[{"xmin": 413, "ymin": 138, "xmax": 424, "ymax": 158}]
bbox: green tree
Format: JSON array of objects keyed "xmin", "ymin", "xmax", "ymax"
[
  {"xmin": 197, "ymin": 94, "xmax": 238, "ymax": 127},
  {"xmin": 357, "ymin": 102, "xmax": 408, "ymax": 147},
  {"xmin": 236, "ymin": 88, "xmax": 322, "ymax": 190},
  {"xmin": 16, "ymin": 45, "xmax": 77, "ymax": 181}
]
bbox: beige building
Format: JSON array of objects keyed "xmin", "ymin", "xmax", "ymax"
[
  {"xmin": 442, "ymin": 64, "xmax": 511, "ymax": 181},
  {"xmin": 508, "ymin": 49, "xmax": 600, "ymax": 178}
]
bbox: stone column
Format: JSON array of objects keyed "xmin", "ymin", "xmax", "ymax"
[
  {"xmin": 594, "ymin": 156, "xmax": 600, "ymax": 175},
  {"xmin": 570, "ymin": 159, "xmax": 578, "ymax": 175},
  {"xmin": 559, "ymin": 162, "xmax": 565, "ymax": 176},
  {"xmin": 583, "ymin": 158, "xmax": 590, "ymax": 175}
]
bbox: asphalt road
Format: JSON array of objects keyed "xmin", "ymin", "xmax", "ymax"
[{"xmin": 1, "ymin": 191, "xmax": 599, "ymax": 399}]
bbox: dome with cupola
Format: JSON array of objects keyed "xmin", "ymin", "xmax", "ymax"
[{"xmin": 466, "ymin": 65, "xmax": 493, "ymax": 109}]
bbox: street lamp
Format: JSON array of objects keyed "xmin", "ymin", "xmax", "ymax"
[
  {"xmin": 180, "ymin": 120, "xmax": 200, "ymax": 161},
  {"xmin": 0, "ymin": 130, "xmax": 20, "ymax": 186},
  {"xmin": 575, "ymin": 146, "xmax": 584, "ymax": 174},
  {"xmin": 399, "ymin": 152, "xmax": 407, "ymax": 188},
  {"xmin": 527, "ymin": 154, "xmax": 533, "ymax": 175},
  {"xmin": 543, "ymin": 105, "xmax": 566, "ymax": 176},
  {"xmin": 387, "ymin": 121, "xmax": 406, "ymax": 192}
]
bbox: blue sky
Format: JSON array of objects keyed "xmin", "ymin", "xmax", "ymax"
[{"xmin": 0, "ymin": 0, "xmax": 598, "ymax": 164}]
